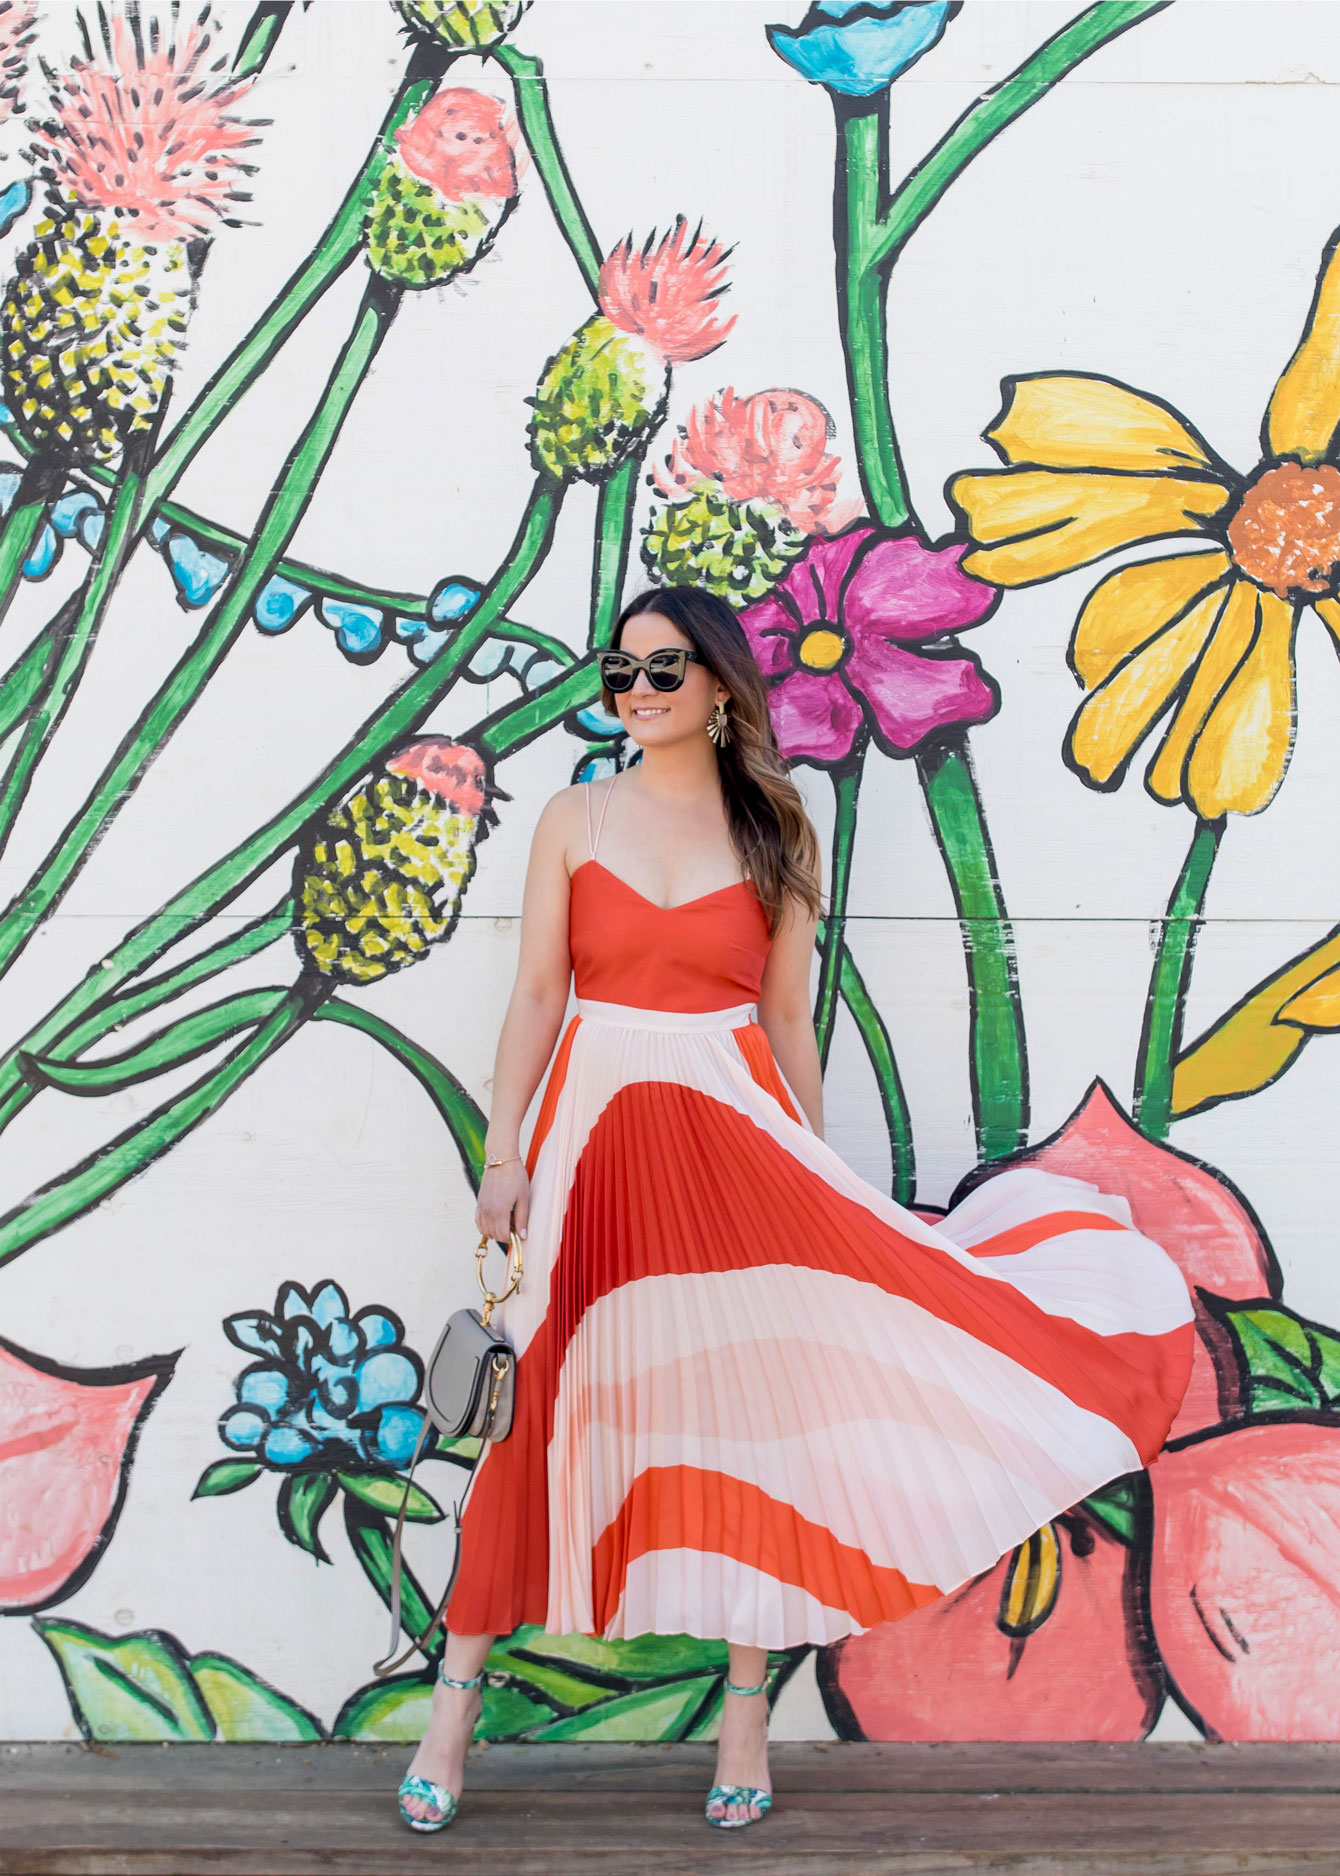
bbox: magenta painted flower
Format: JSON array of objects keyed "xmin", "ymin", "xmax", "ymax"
[{"xmin": 737, "ymin": 525, "xmax": 999, "ymax": 765}]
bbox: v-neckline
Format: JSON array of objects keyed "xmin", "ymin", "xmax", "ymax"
[{"xmin": 577, "ymin": 859, "xmax": 750, "ymax": 915}]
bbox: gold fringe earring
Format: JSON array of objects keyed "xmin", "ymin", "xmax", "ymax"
[{"xmin": 707, "ymin": 701, "xmax": 731, "ymax": 748}]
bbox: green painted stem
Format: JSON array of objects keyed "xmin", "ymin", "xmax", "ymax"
[
  {"xmin": 343, "ymin": 1495, "xmax": 439, "ymax": 1656},
  {"xmin": 0, "ymin": 455, "xmax": 66, "ymax": 635},
  {"xmin": 1135, "ymin": 816, "xmax": 1223, "ymax": 1142},
  {"xmin": 813, "ymin": 765, "xmax": 861, "ymax": 1069},
  {"xmin": 21, "ymin": 988, "xmax": 289, "ymax": 1096},
  {"xmin": 0, "ymin": 466, "xmax": 146, "ymax": 868},
  {"xmin": 0, "ymin": 278, "xmax": 403, "ymax": 985},
  {"xmin": 2, "ymin": 432, "xmax": 571, "ymax": 668},
  {"xmin": 0, "ymin": 904, "xmax": 295, "ymax": 1137},
  {"xmin": 70, "ymin": 908, "xmax": 294, "ymax": 1052},
  {"xmin": 816, "ymin": 918, "xmax": 915, "ymax": 1204},
  {"xmin": 232, "ymin": 0, "xmax": 295, "ymax": 77},
  {"xmin": 590, "ymin": 459, "xmax": 638, "ymax": 646},
  {"xmin": 868, "ymin": 1, "xmax": 1172, "ymax": 271},
  {"xmin": 492, "ymin": 41, "xmax": 603, "ymax": 299},
  {"xmin": 477, "ymin": 654, "xmax": 598, "ymax": 759},
  {"xmin": 0, "ymin": 612, "xmax": 69, "ymax": 744},
  {"xmin": 837, "ymin": 102, "xmax": 908, "ymax": 532},
  {"xmin": 313, "ymin": 999, "xmax": 487, "ymax": 1191},
  {"xmin": 0, "ymin": 986, "xmax": 318, "ymax": 1269},
  {"xmin": 143, "ymin": 56, "xmax": 442, "ymax": 515},
  {"xmin": 0, "ymin": 484, "xmax": 560, "ymax": 1127},
  {"xmin": 917, "ymin": 740, "xmax": 1028, "ymax": 1162}
]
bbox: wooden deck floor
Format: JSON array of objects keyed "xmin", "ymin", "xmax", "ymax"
[{"xmin": 3, "ymin": 1741, "xmax": 1340, "ymax": 1875}]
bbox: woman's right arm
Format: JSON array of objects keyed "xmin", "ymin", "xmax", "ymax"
[{"xmin": 474, "ymin": 791, "xmax": 579, "ymax": 1244}]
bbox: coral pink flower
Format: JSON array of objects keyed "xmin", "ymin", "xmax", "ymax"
[
  {"xmin": 598, "ymin": 217, "xmax": 735, "ymax": 365},
  {"xmin": 394, "ymin": 88, "xmax": 519, "ymax": 203},
  {"xmin": 33, "ymin": 8, "xmax": 260, "ymax": 240},
  {"xmin": 1012, "ymin": 1081, "xmax": 1278, "ymax": 1437},
  {"xmin": 0, "ymin": 1335, "xmax": 175, "ymax": 1611},
  {"xmin": 1150, "ymin": 1422, "xmax": 1340, "ymax": 1740},
  {"xmin": 821, "ymin": 1515, "xmax": 1157, "ymax": 1742},
  {"xmin": 654, "ymin": 387, "xmax": 850, "ymax": 533}
]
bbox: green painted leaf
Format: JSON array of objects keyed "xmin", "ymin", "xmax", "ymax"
[
  {"xmin": 35, "ymin": 1622, "xmax": 214, "ymax": 1742},
  {"xmin": 488, "ymin": 1659, "xmax": 611, "ymax": 1711},
  {"xmin": 332, "ymin": 1673, "xmax": 433, "ymax": 1742},
  {"xmin": 337, "ymin": 1470, "xmax": 443, "ymax": 1522},
  {"xmin": 192, "ymin": 1458, "xmax": 262, "ymax": 1498},
  {"xmin": 279, "ymin": 1473, "xmax": 337, "ymax": 1560},
  {"xmin": 431, "ymin": 1434, "xmax": 481, "ymax": 1465},
  {"xmin": 189, "ymin": 1653, "xmax": 324, "ymax": 1741},
  {"xmin": 1224, "ymin": 1306, "xmax": 1322, "ymax": 1410},
  {"xmin": 1312, "ymin": 1327, "xmax": 1340, "ymax": 1404},
  {"xmin": 1252, "ymin": 1381, "xmax": 1315, "ymax": 1415},
  {"xmin": 528, "ymin": 1674, "xmax": 719, "ymax": 1742},
  {"xmin": 495, "ymin": 1626, "xmax": 728, "ymax": 1684},
  {"xmin": 1080, "ymin": 1476, "xmax": 1139, "ymax": 1546},
  {"xmin": 478, "ymin": 1682, "xmax": 559, "ymax": 1740}
]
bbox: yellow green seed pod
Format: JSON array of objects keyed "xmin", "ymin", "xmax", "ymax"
[{"xmin": 295, "ymin": 741, "xmax": 491, "ymax": 987}]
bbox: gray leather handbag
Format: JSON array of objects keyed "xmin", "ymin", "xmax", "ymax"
[{"xmin": 374, "ymin": 1233, "xmax": 523, "ymax": 1674}]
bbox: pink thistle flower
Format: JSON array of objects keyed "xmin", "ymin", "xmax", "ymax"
[
  {"xmin": 0, "ymin": 1, "xmax": 36, "ymax": 124},
  {"xmin": 598, "ymin": 216, "xmax": 735, "ymax": 365},
  {"xmin": 32, "ymin": 6, "xmax": 262, "ymax": 242},
  {"xmin": 394, "ymin": 87, "xmax": 519, "ymax": 204},
  {"xmin": 654, "ymin": 386, "xmax": 850, "ymax": 533}
]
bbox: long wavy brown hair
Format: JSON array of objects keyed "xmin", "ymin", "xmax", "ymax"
[{"xmin": 608, "ymin": 587, "xmax": 821, "ymax": 931}]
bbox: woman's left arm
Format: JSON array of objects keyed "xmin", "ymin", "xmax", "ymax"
[{"xmin": 757, "ymin": 894, "xmax": 824, "ymax": 1139}]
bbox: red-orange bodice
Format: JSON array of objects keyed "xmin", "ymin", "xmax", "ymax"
[{"xmin": 568, "ymin": 860, "xmax": 771, "ymax": 1012}]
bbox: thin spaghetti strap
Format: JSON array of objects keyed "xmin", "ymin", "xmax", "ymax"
[{"xmin": 589, "ymin": 773, "xmax": 618, "ymax": 862}]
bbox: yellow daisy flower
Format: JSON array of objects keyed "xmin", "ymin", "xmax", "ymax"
[{"xmin": 949, "ymin": 234, "xmax": 1340, "ymax": 818}]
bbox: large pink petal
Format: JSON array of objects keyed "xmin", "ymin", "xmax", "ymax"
[
  {"xmin": 819, "ymin": 1518, "xmax": 1156, "ymax": 1741},
  {"xmin": 1151, "ymin": 1421, "xmax": 1340, "ymax": 1739},
  {"xmin": 775, "ymin": 525, "xmax": 874, "ymax": 626},
  {"xmin": 736, "ymin": 592, "xmax": 799, "ymax": 679},
  {"xmin": 767, "ymin": 669, "xmax": 863, "ymax": 766},
  {"xmin": 1000, "ymin": 1081, "xmax": 1277, "ymax": 1436},
  {"xmin": 0, "ymin": 1337, "xmax": 176, "ymax": 1611},
  {"xmin": 845, "ymin": 636, "xmax": 999, "ymax": 753},
  {"xmin": 844, "ymin": 535, "xmax": 998, "ymax": 645}
]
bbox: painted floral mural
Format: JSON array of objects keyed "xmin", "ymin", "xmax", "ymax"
[{"xmin": 0, "ymin": 0, "xmax": 1338, "ymax": 1750}]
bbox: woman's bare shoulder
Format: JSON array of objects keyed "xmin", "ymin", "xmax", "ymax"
[{"xmin": 530, "ymin": 782, "xmax": 594, "ymax": 862}]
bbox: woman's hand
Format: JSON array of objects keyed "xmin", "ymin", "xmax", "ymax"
[{"xmin": 476, "ymin": 1160, "xmax": 530, "ymax": 1245}]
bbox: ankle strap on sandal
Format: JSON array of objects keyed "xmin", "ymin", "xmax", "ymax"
[
  {"xmin": 438, "ymin": 1668, "xmax": 484, "ymax": 1690},
  {"xmin": 723, "ymin": 1677, "xmax": 768, "ymax": 1697}
]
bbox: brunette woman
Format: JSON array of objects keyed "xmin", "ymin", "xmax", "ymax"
[{"xmin": 398, "ymin": 586, "xmax": 1193, "ymax": 1832}]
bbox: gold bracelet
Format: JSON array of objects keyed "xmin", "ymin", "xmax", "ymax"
[{"xmin": 483, "ymin": 1152, "xmax": 522, "ymax": 1169}]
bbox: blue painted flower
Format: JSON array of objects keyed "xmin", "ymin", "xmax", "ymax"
[
  {"xmin": 217, "ymin": 1279, "xmax": 426, "ymax": 1472},
  {"xmin": 768, "ymin": 0, "xmax": 959, "ymax": 97}
]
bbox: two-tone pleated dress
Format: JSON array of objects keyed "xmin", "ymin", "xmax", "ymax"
[{"xmin": 446, "ymin": 784, "xmax": 1194, "ymax": 1646}]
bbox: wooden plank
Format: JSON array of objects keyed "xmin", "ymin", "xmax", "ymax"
[
  {"xmin": 8, "ymin": 1741, "xmax": 1340, "ymax": 1793},
  {"xmin": 4, "ymin": 1745, "xmax": 1340, "ymax": 1875}
]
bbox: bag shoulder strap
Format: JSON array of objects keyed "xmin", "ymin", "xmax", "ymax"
[{"xmin": 372, "ymin": 1418, "xmax": 485, "ymax": 1676}]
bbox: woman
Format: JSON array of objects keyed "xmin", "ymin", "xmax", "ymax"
[{"xmin": 398, "ymin": 586, "xmax": 1194, "ymax": 1834}]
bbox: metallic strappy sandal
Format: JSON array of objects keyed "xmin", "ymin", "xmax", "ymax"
[
  {"xmin": 705, "ymin": 1676, "xmax": 773, "ymax": 1829},
  {"xmin": 396, "ymin": 1669, "xmax": 483, "ymax": 1833}
]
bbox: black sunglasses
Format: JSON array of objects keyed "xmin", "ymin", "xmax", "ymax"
[{"xmin": 598, "ymin": 647, "xmax": 704, "ymax": 694}]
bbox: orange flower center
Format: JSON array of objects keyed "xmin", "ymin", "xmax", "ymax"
[{"xmin": 1227, "ymin": 460, "xmax": 1340, "ymax": 599}]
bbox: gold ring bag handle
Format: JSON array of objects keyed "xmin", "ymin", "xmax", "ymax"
[
  {"xmin": 374, "ymin": 1231, "xmax": 523, "ymax": 1676},
  {"xmin": 475, "ymin": 1231, "xmax": 524, "ymax": 1327}
]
